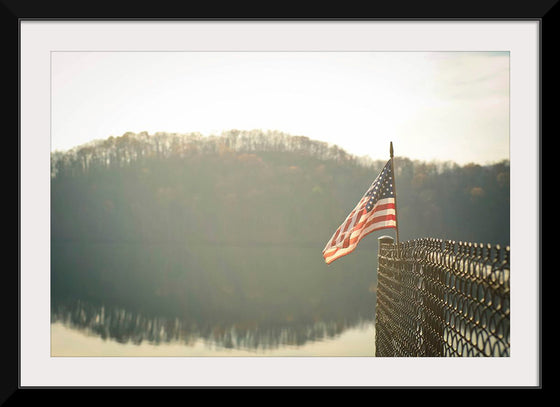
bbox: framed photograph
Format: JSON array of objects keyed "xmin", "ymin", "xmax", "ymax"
[{"xmin": 15, "ymin": 12, "xmax": 545, "ymax": 392}]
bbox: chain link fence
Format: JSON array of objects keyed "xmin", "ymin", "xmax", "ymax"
[{"xmin": 375, "ymin": 236, "xmax": 510, "ymax": 357}]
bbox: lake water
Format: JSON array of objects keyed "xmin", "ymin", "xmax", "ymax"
[
  {"xmin": 50, "ymin": 242, "xmax": 379, "ymax": 358},
  {"xmin": 51, "ymin": 320, "xmax": 376, "ymax": 357}
]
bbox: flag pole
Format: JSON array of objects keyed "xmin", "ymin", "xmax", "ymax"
[{"xmin": 390, "ymin": 141, "xmax": 400, "ymax": 255}]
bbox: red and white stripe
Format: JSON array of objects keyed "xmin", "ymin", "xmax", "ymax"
[{"xmin": 322, "ymin": 197, "xmax": 396, "ymax": 264}]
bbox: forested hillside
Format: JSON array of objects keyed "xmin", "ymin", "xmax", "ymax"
[
  {"xmin": 51, "ymin": 129, "xmax": 509, "ymax": 244},
  {"xmin": 51, "ymin": 129, "xmax": 510, "ymax": 337}
]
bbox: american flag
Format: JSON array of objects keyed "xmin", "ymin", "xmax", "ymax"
[{"xmin": 322, "ymin": 159, "xmax": 397, "ymax": 264}]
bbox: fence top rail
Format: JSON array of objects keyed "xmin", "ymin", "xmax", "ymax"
[{"xmin": 379, "ymin": 237, "xmax": 510, "ymax": 267}]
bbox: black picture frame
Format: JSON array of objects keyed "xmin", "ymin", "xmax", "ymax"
[{"xmin": 10, "ymin": 0, "xmax": 551, "ymax": 399}]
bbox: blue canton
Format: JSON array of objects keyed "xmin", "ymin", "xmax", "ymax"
[{"xmin": 365, "ymin": 161, "xmax": 394, "ymax": 212}]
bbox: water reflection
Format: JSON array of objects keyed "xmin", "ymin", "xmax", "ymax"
[
  {"xmin": 52, "ymin": 299, "xmax": 372, "ymax": 353},
  {"xmin": 51, "ymin": 241, "xmax": 377, "ymax": 354}
]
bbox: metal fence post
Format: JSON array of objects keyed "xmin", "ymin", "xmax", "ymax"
[{"xmin": 378, "ymin": 235, "xmax": 395, "ymax": 253}]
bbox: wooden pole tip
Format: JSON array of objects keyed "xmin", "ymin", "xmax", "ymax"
[{"xmin": 390, "ymin": 142, "xmax": 394, "ymax": 158}]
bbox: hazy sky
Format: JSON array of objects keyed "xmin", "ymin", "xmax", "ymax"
[{"xmin": 51, "ymin": 51, "xmax": 509, "ymax": 165}]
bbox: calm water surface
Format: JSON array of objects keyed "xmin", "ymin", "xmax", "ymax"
[
  {"xmin": 51, "ymin": 243, "xmax": 378, "ymax": 357},
  {"xmin": 51, "ymin": 320, "xmax": 376, "ymax": 357}
]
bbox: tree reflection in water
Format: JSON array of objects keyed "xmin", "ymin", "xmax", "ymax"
[{"xmin": 51, "ymin": 299, "xmax": 371, "ymax": 352}]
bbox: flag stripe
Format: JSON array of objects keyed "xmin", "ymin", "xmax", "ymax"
[
  {"xmin": 343, "ymin": 201, "xmax": 395, "ymax": 239},
  {"xmin": 349, "ymin": 216, "xmax": 396, "ymax": 246},
  {"xmin": 351, "ymin": 214, "xmax": 396, "ymax": 239},
  {"xmin": 324, "ymin": 223, "xmax": 396, "ymax": 264},
  {"xmin": 329, "ymin": 228, "xmax": 341, "ymax": 248},
  {"xmin": 323, "ymin": 212, "xmax": 396, "ymax": 262},
  {"xmin": 339, "ymin": 209, "xmax": 357, "ymax": 240},
  {"xmin": 352, "ymin": 204, "xmax": 395, "ymax": 230}
]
